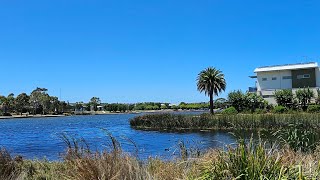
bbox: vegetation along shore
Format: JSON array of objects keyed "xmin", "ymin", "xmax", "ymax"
[{"xmin": 2, "ymin": 133, "xmax": 320, "ymax": 180}]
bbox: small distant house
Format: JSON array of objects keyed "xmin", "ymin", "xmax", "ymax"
[{"xmin": 250, "ymin": 62, "xmax": 320, "ymax": 104}]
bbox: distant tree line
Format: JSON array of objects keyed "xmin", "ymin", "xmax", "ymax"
[
  {"xmin": 0, "ymin": 87, "xmax": 73, "ymax": 116},
  {"xmin": 74, "ymin": 101, "xmax": 213, "ymax": 113}
]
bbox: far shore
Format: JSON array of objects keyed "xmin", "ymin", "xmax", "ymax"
[{"xmin": 0, "ymin": 109, "xmax": 208, "ymax": 119}]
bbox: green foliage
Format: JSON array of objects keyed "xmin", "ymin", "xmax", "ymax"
[
  {"xmin": 199, "ymin": 139, "xmax": 284, "ymax": 180},
  {"xmin": 273, "ymin": 105, "xmax": 288, "ymax": 114},
  {"xmin": 178, "ymin": 102, "xmax": 209, "ymax": 110},
  {"xmin": 197, "ymin": 67, "xmax": 226, "ymax": 114},
  {"xmin": 307, "ymin": 105, "xmax": 320, "ymax": 113},
  {"xmin": 274, "ymin": 89, "xmax": 294, "ymax": 108},
  {"xmin": 316, "ymin": 89, "xmax": 320, "ymax": 105},
  {"xmin": 222, "ymin": 107, "xmax": 238, "ymax": 115},
  {"xmin": 274, "ymin": 123, "xmax": 320, "ymax": 153},
  {"xmin": 131, "ymin": 113, "xmax": 320, "ymax": 131},
  {"xmin": 134, "ymin": 102, "xmax": 161, "ymax": 111},
  {"xmin": 89, "ymin": 97, "xmax": 101, "ymax": 111},
  {"xmin": 227, "ymin": 90, "xmax": 247, "ymax": 112},
  {"xmin": 296, "ymin": 88, "xmax": 314, "ymax": 110},
  {"xmin": 213, "ymin": 98, "xmax": 228, "ymax": 109},
  {"xmin": 15, "ymin": 93, "xmax": 30, "ymax": 115},
  {"xmin": 246, "ymin": 93, "xmax": 266, "ymax": 112},
  {"xmin": 228, "ymin": 91, "xmax": 266, "ymax": 112},
  {"xmin": 1, "ymin": 134, "xmax": 320, "ymax": 179}
]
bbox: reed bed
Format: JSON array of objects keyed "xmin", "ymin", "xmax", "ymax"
[
  {"xmin": 130, "ymin": 113, "xmax": 320, "ymax": 130},
  {"xmin": 1, "ymin": 136, "xmax": 320, "ymax": 179}
]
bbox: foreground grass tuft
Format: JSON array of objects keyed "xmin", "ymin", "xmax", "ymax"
[{"xmin": 2, "ymin": 133, "xmax": 320, "ymax": 179}]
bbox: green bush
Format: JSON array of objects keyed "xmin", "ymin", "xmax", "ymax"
[
  {"xmin": 273, "ymin": 106, "xmax": 288, "ymax": 114},
  {"xmin": 254, "ymin": 108, "xmax": 267, "ymax": 114},
  {"xmin": 307, "ymin": 105, "xmax": 320, "ymax": 113},
  {"xmin": 222, "ymin": 107, "xmax": 238, "ymax": 115}
]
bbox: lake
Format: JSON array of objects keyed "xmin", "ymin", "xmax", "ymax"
[{"xmin": 0, "ymin": 112, "xmax": 250, "ymax": 161}]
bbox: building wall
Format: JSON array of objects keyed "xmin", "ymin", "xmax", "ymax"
[
  {"xmin": 257, "ymin": 70, "xmax": 292, "ymax": 91},
  {"xmin": 316, "ymin": 68, "xmax": 320, "ymax": 87},
  {"xmin": 292, "ymin": 68, "xmax": 316, "ymax": 88}
]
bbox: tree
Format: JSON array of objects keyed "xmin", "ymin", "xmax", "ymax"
[
  {"xmin": 6, "ymin": 93, "xmax": 15, "ymax": 113},
  {"xmin": 75, "ymin": 102, "xmax": 84, "ymax": 111},
  {"xmin": 197, "ymin": 67, "xmax": 226, "ymax": 114},
  {"xmin": 49, "ymin": 96, "xmax": 60, "ymax": 114},
  {"xmin": 0, "ymin": 95, "xmax": 8, "ymax": 115},
  {"xmin": 316, "ymin": 89, "xmax": 320, "ymax": 105},
  {"xmin": 89, "ymin": 97, "xmax": 101, "ymax": 111},
  {"xmin": 15, "ymin": 93, "xmax": 30, "ymax": 115},
  {"xmin": 246, "ymin": 93, "xmax": 266, "ymax": 113},
  {"xmin": 274, "ymin": 89, "xmax": 294, "ymax": 108},
  {"xmin": 228, "ymin": 90, "xmax": 247, "ymax": 112},
  {"xmin": 214, "ymin": 98, "xmax": 228, "ymax": 109},
  {"xmin": 296, "ymin": 88, "xmax": 314, "ymax": 110},
  {"xmin": 29, "ymin": 87, "xmax": 48, "ymax": 115}
]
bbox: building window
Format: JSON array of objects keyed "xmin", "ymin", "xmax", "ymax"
[
  {"xmin": 272, "ymin": 77, "xmax": 277, "ymax": 80},
  {"xmin": 282, "ymin": 76, "xmax": 292, "ymax": 80},
  {"xmin": 262, "ymin": 78, "xmax": 267, "ymax": 81},
  {"xmin": 297, "ymin": 74, "xmax": 310, "ymax": 79}
]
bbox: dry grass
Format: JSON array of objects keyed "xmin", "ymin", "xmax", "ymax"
[
  {"xmin": 0, "ymin": 148, "xmax": 22, "ymax": 180},
  {"xmin": 2, "ymin": 135, "xmax": 320, "ymax": 180}
]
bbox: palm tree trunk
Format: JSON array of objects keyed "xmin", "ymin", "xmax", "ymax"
[{"xmin": 210, "ymin": 93, "xmax": 214, "ymax": 114}]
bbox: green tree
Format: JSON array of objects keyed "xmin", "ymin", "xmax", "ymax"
[
  {"xmin": 214, "ymin": 98, "xmax": 227, "ymax": 109},
  {"xmin": 29, "ymin": 87, "xmax": 48, "ymax": 115},
  {"xmin": 15, "ymin": 93, "xmax": 30, "ymax": 115},
  {"xmin": 316, "ymin": 89, "xmax": 320, "ymax": 105},
  {"xmin": 0, "ymin": 94, "xmax": 15, "ymax": 115},
  {"xmin": 89, "ymin": 97, "xmax": 101, "ymax": 111},
  {"xmin": 245, "ymin": 93, "xmax": 266, "ymax": 113},
  {"xmin": 0, "ymin": 95, "xmax": 8, "ymax": 115},
  {"xmin": 197, "ymin": 67, "xmax": 226, "ymax": 114},
  {"xmin": 228, "ymin": 90, "xmax": 247, "ymax": 112},
  {"xmin": 75, "ymin": 102, "xmax": 84, "ymax": 111},
  {"xmin": 274, "ymin": 89, "xmax": 294, "ymax": 108},
  {"xmin": 6, "ymin": 93, "xmax": 15, "ymax": 113},
  {"xmin": 296, "ymin": 88, "xmax": 314, "ymax": 110},
  {"xmin": 49, "ymin": 96, "xmax": 60, "ymax": 114}
]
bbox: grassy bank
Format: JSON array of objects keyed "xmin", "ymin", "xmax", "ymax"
[
  {"xmin": 130, "ymin": 113, "xmax": 320, "ymax": 131},
  {"xmin": 2, "ymin": 136, "xmax": 320, "ymax": 179}
]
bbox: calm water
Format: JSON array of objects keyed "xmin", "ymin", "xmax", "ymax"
[{"xmin": 0, "ymin": 112, "xmax": 246, "ymax": 160}]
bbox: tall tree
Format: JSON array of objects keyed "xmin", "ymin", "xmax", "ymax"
[
  {"xmin": 6, "ymin": 93, "xmax": 15, "ymax": 113},
  {"xmin": 89, "ymin": 97, "xmax": 101, "ymax": 111},
  {"xmin": 197, "ymin": 67, "xmax": 226, "ymax": 114},
  {"xmin": 15, "ymin": 93, "xmax": 30, "ymax": 115},
  {"xmin": 29, "ymin": 87, "xmax": 48, "ymax": 115},
  {"xmin": 0, "ymin": 95, "xmax": 8, "ymax": 115}
]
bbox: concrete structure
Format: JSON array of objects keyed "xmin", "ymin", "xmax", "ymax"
[{"xmin": 250, "ymin": 62, "xmax": 320, "ymax": 104}]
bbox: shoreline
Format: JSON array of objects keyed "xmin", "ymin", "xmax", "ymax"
[
  {"xmin": 0, "ymin": 109, "xmax": 208, "ymax": 119},
  {"xmin": 0, "ymin": 114, "xmax": 66, "ymax": 119}
]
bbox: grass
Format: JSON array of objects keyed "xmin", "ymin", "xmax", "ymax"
[
  {"xmin": 2, "ymin": 135, "xmax": 320, "ymax": 179},
  {"xmin": 130, "ymin": 113, "xmax": 320, "ymax": 131}
]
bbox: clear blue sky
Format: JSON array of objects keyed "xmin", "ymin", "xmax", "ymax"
[{"xmin": 0, "ymin": 0, "xmax": 319, "ymax": 103}]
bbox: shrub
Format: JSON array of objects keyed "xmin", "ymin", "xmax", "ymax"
[
  {"xmin": 222, "ymin": 107, "xmax": 238, "ymax": 115},
  {"xmin": 254, "ymin": 108, "xmax": 267, "ymax": 114},
  {"xmin": 274, "ymin": 123, "xmax": 320, "ymax": 153},
  {"xmin": 296, "ymin": 88, "xmax": 314, "ymax": 110},
  {"xmin": 307, "ymin": 105, "xmax": 320, "ymax": 113},
  {"xmin": 273, "ymin": 106, "xmax": 288, "ymax": 114},
  {"xmin": 274, "ymin": 89, "xmax": 294, "ymax": 108}
]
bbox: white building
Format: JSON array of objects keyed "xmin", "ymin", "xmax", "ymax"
[{"xmin": 250, "ymin": 62, "xmax": 320, "ymax": 104}]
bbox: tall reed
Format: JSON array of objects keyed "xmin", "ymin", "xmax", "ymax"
[{"xmin": 130, "ymin": 113, "xmax": 320, "ymax": 131}]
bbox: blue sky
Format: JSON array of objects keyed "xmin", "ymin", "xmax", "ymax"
[{"xmin": 0, "ymin": 0, "xmax": 320, "ymax": 103}]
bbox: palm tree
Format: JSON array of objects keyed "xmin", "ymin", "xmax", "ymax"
[{"xmin": 197, "ymin": 67, "xmax": 226, "ymax": 114}]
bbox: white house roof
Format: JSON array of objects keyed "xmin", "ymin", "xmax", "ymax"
[{"xmin": 254, "ymin": 62, "xmax": 318, "ymax": 73}]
